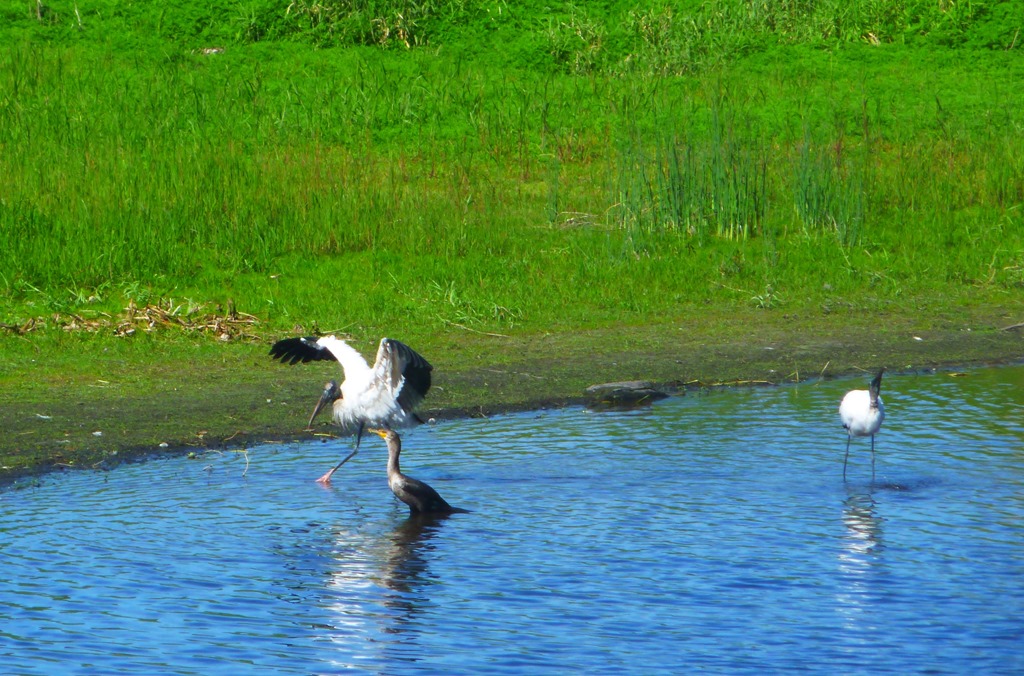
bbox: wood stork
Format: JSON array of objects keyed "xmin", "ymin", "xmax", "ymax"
[
  {"xmin": 839, "ymin": 369, "xmax": 886, "ymax": 481},
  {"xmin": 373, "ymin": 429, "xmax": 467, "ymax": 514},
  {"xmin": 269, "ymin": 335, "xmax": 433, "ymax": 483}
]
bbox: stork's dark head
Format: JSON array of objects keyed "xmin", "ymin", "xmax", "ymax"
[
  {"xmin": 307, "ymin": 379, "xmax": 340, "ymax": 429},
  {"xmin": 869, "ymin": 369, "xmax": 884, "ymax": 408}
]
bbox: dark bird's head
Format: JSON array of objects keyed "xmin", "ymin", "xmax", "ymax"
[
  {"xmin": 307, "ymin": 380, "xmax": 340, "ymax": 429},
  {"xmin": 373, "ymin": 428, "xmax": 399, "ymax": 443},
  {"xmin": 373, "ymin": 428, "xmax": 402, "ymax": 455}
]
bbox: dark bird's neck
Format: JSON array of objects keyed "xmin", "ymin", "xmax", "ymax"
[{"xmin": 386, "ymin": 437, "xmax": 403, "ymax": 481}]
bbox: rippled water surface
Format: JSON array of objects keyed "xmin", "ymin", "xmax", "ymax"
[{"xmin": 3, "ymin": 366, "xmax": 1024, "ymax": 674}]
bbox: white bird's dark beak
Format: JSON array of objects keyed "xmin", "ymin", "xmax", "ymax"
[{"xmin": 307, "ymin": 380, "xmax": 340, "ymax": 429}]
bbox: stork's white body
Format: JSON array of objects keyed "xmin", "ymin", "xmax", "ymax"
[
  {"xmin": 839, "ymin": 389, "xmax": 885, "ymax": 438},
  {"xmin": 317, "ymin": 336, "xmax": 423, "ymax": 431},
  {"xmin": 839, "ymin": 369, "xmax": 886, "ymax": 481}
]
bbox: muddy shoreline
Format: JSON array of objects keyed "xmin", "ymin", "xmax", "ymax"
[{"xmin": 2, "ymin": 311, "xmax": 1021, "ymax": 487}]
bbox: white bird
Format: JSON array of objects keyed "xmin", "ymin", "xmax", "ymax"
[
  {"xmin": 269, "ymin": 335, "xmax": 433, "ymax": 483},
  {"xmin": 839, "ymin": 369, "xmax": 886, "ymax": 481}
]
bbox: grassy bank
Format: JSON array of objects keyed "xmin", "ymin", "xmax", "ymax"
[
  {"xmin": 0, "ymin": 1, "xmax": 1022, "ymax": 479},
  {"xmin": 2, "ymin": 43, "xmax": 1022, "ymax": 333}
]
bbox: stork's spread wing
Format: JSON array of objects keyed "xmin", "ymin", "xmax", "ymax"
[
  {"xmin": 374, "ymin": 338, "xmax": 433, "ymax": 413},
  {"xmin": 268, "ymin": 336, "xmax": 337, "ymax": 365}
]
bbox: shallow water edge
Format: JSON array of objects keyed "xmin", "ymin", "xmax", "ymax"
[{"xmin": 2, "ymin": 315, "xmax": 1022, "ymax": 486}]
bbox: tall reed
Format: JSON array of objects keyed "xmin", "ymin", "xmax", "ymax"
[{"xmin": 793, "ymin": 131, "xmax": 866, "ymax": 246}]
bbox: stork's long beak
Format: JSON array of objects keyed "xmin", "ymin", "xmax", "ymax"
[{"xmin": 307, "ymin": 380, "xmax": 340, "ymax": 429}]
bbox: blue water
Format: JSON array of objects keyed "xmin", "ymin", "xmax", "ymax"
[{"xmin": 3, "ymin": 366, "xmax": 1023, "ymax": 674}]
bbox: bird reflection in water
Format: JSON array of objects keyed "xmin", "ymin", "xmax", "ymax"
[
  {"xmin": 835, "ymin": 490, "xmax": 887, "ymax": 649},
  {"xmin": 841, "ymin": 492, "xmax": 884, "ymax": 559},
  {"xmin": 379, "ymin": 512, "xmax": 455, "ymax": 598},
  {"xmin": 357, "ymin": 512, "xmax": 458, "ymax": 654},
  {"xmin": 318, "ymin": 512, "xmax": 459, "ymax": 661}
]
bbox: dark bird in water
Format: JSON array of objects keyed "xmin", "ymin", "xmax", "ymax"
[
  {"xmin": 839, "ymin": 369, "xmax": 886, "ymax": 481},
  {"xmin": 269, "ymin": 335, "xmax": 433, "ymax": 483},
  {"xmin": 373, "ymin": 429, "xmax": 467, "ymax": 515}
]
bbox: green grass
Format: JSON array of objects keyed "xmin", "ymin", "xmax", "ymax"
[
  {"xmin": 2, "ymin": 36, "xmax": 1021, "ymax": 335},
  {"xmin": 0, "ymin": 1, "xmax": 1022, "ymax": 478}
]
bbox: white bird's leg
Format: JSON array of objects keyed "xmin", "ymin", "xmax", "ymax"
[
  {"xmin": 870, "ymin": 435, "xmax": 876, "ymax": 484},
  {"xmin": 843, "ymin": 435, "xmax": 852, "ymax": 482},
  {"xmin": 317, "ymin": 449, "xmax": 357, "ymax": 484},
  {"xmin": 354, "ymin": 421, "xmax": 365, "ymax": 451},
  {"xmin": 316, "ymin": 422, "xmax": 365, "ymax": 484}
]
